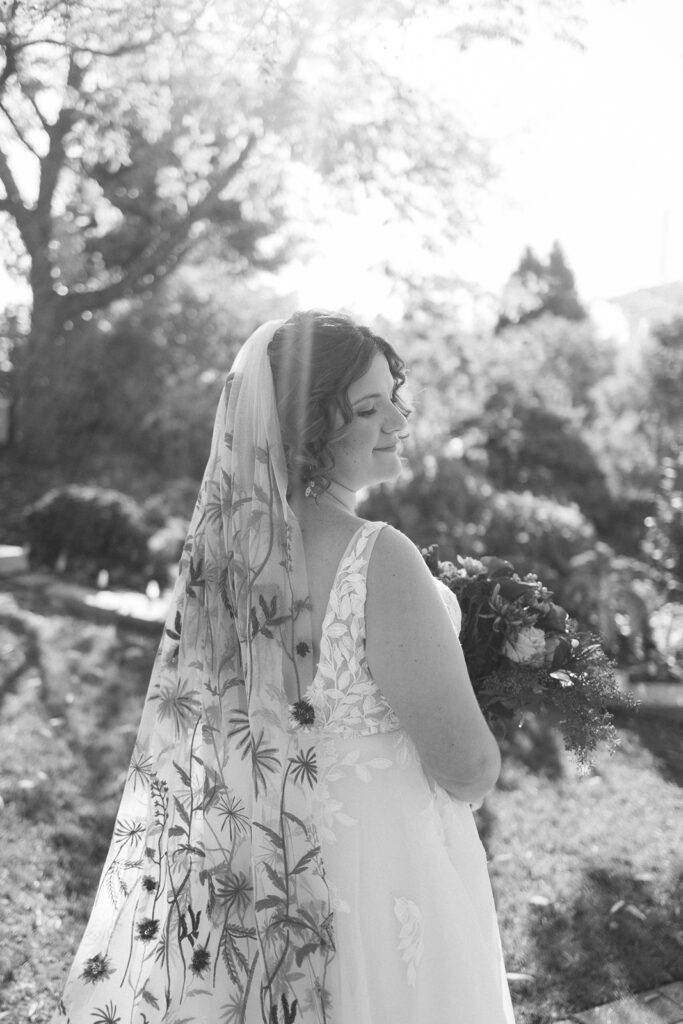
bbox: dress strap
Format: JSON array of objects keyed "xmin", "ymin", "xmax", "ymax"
[
  {"xmin": 324, "ymin": 520, "xmax": 387, "ymax": 621},
  {"xmin": 356, "ymin": 520, "xmax": 386, "ymax": 578},
  {"xmin": 335, "ymin": 520, "xmax": 385, "ymax": 579}
]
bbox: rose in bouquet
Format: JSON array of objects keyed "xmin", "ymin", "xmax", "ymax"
[{"xmin": 423, "ymin": 547, "xmax": 637, "ymax": 768}]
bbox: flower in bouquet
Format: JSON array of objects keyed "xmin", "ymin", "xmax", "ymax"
[
  {"xmin": 503, "ymin": 626, "xmax": 546, "ymax": 668},
  {"xmin": 423, "ymin": 547, "xmax": 637, "ymax": 768}
]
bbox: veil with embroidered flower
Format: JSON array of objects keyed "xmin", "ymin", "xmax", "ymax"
[
  {"xmin": 54, "ymin": 320, "xmax": 337, "ymax": 1024},
  {"xmin": 54, "ymin": 314, "xmax": 515, "ymax": 1024}
]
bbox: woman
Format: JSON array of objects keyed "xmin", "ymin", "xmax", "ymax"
[{"xmin": 54, "ymin": 312, "xmax": 514, "ymax": 1024}]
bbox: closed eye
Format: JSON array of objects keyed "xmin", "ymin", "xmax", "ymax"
[
  {"xmin": 355, "ymin": 391, "xmax": 407, "ymax": 418},
  {"xmin": 392, "ymin": 392, "xmax": 412, "ymax": 418}
]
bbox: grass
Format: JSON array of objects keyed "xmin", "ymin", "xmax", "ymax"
[
  {"xmin": 487, "ymin": 715, "xmax": 683, "ymax": 1021},
  {"xmin": 0, "ymin": 593, "xmax": 158, "ymax": 1024},
  {"xmin": 1, "ymin": 589, "xmax": 682, "ymax": 1024}
]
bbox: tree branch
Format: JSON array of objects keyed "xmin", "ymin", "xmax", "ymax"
[
  {"xmin": 0, "ymin": 145, "xmax": 30, "ymax": 232},
  {"xmin": 35, "ymin": 54, "xmax": 83, "ymax": 234},
  {"xmin": 21, "ymin": 85, "xmax": 50, "ymax": 132},
  {"xmin": 197, "ymin": 133, "xmax": 258, "ymax": 211},
  {"xmin": 72, "ymin": 36, "xmax": 161, "ymax": 58},
  {"xmin": 62, "ymin": 227, "xmax": 197, "ymax": 316},
  {"xmin": 9, "ymin": 37, "xmax": 71, "ymax": 53},
  {"xmin": 10, "ymin": 0, "xmax": 203, "ymax": 60},
  {"xmin": 0, "ymin": 100, "xmax": 42, "ymax": 157},
  {"xmin": 0, "ymin": 36, "xmax": 18, "ymax": 99},
  {"xmin": 62, "ymin": 133, "xmax": 258, "ymax": 318}
]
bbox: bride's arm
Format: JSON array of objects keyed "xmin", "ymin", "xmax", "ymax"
[{"xmin": 365, "ymin": 526, "xmax": 501, "ymax": 805}]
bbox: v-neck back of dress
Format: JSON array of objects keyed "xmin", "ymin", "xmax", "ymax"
[
  {"xmin": 302, "ymin": 520, "xmax": 515, "ymax": 1024},
  {"xmin": 305, "ymin": 519, "xmax": 402, "ymax": 736}
]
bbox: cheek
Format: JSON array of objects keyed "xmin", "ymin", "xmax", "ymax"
[
  {"xmin": 333, "ymin": 422, "xmax": 373, "ymax": 462},
  {"xmin": 346, "ymin": 423, "xmax": 375, "ymax": 456}
]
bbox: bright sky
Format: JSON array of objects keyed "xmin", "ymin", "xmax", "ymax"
[{"xmin": 292, "ymin": 0, "xmax": 683, "ymax": 315}]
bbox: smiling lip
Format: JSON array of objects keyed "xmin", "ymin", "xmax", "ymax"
[{"xmin": 374, "ymin": 444, "xmax": 399, "ymax": 452}]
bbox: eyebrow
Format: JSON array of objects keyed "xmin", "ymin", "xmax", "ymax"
[
  {"xmin": 351, "ymin": 392, "xmax": 382, "ymax": 405},
  {"xmin": 352, "ymin": 389, "xmax": 396, "ymax": 406}
]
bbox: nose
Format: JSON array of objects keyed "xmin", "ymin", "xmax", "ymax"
[{"xmin": 382, "ymin": 403, "xmax": 409, "ymax": 437}]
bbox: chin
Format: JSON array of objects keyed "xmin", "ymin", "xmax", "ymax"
[{"xmin": 369, "ymin": 462, "xmax": 404, "ymax": 489}]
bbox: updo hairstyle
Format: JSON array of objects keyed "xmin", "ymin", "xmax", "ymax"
[{"xmin": 268, "ymin": 310, "xmax": 409, "ymax": 495}]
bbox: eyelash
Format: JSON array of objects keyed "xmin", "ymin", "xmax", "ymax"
[{"xmin": 357, "ymin": 395, "xmax": 401, "ymax": 418}]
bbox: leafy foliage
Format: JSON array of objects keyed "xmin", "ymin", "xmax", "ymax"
[
  {"xmin": 361, "ymin": 456, "xmax": 596, "ymax": 608},
  {"xmin": 643, "ymin": 452, "xmax": 683, "ymax": 583},
  {"xmin": 471, "ymin": 396, "xmax": 612, "ymax": 529},
  {"xmin": 25, "ymin": 484, "xmax": 152, "ymax": 582},
  {"xmin": 0, "ymin": 0, "xmax": 589, "ymax": 459}
]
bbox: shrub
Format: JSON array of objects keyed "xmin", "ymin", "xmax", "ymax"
[
  {"xmin": 473, "ymin": 397, "xmax": 612, "ymax": 530},
  {"xmin": 141, "ymin": 477, "xmax": 200, "ymax": 529},
  {"xmin": 482, "ymin": 489, "xmax": 596, "ymax": 600},
  {"xmin": 361, "ymin": 456, "xmax": 596, "ymax": 608},
  {"xmin": 25, "ymin": 485, "xmax": 152, "ymax": 584}
]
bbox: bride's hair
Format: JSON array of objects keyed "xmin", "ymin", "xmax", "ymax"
[{"xmin": 268, "ymin": 310, "xmax": 409, "ymax": 494}]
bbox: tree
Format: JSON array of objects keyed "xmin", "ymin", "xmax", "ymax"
[
  {"xmin": 496, "ymin": 241, "xmax": 587, "ymax": 332},
  {"xmin": 1, "ymin": 0, "xmax": 588, "ymax": 461},
  {"xmin": 0, "ymin": 0, "xmax": 285, "ymax": 457},
  {"xmin": 640, "ymin": 317, "xmax": 683, "ymax": 581},
  {"xmin": 31, "ymin": 266, "xmax": 293, "ymax": 480},
  {"xmin": 645, "ymin": 316, "xmax": 683, "ymax": 462}
]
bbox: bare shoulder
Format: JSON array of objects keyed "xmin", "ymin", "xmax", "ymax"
[
  {"xmin": 372, "ymin": 523, "xmax": 425, "ymax": 562},
  {"xmin": 370, "ymin": 525, "xmax": 437, "ymax": 597},
  {"xmin": 367, "ymin": 525, "xmax": 450, "ymax": 635}
]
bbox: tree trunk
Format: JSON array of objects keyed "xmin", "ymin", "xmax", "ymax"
[{"xmin": 12, "ymin": 292, "xmax": 68, "ymax": 464}]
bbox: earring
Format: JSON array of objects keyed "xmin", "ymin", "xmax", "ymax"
[{"xmin": 304, "ymin": 468, "xmax": 325, "ymax": 499}]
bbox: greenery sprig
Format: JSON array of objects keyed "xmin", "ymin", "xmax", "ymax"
[{"xmin": 423, "ymin": 546, "xmax": 638, "ymax": 768}]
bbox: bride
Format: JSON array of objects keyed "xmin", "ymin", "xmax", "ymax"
[{"xmin": 54, "ymin": 311, "xmax": 514, "ymax": 1023}]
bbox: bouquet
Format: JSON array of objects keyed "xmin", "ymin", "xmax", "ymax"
[{"xmin": 423, "ymin": 547, "xmax": 637, "ymax": 769}]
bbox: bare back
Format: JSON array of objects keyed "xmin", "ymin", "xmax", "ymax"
[
  {"xmin": 293, "ymin": 494, "xmax": 500, "ymax": 804},
  {"xmin": 293, "ymin": 498, "xmax": 368, "ymax": 669}
]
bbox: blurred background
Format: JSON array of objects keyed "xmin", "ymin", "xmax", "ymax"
[
  {"xmin": 1, "ymin": 2, "xmax": 682, "ymax": 1022},
  {"xmin": 1, "ymin": 0, "xmax": 681, "ymax": 672}
]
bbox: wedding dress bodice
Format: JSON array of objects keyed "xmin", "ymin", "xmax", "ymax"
[{"xmin": 305, "ymin": 520, "xmax": 463, "ymax": 737}]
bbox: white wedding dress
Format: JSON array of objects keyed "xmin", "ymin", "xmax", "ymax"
[
  {"xmin": 303, "ymin": 520, "xmax": 516, "ymax": 1022},
  {"xmin": 55, "ymin": 516, "xmax": 515, "ymax": 1024}
]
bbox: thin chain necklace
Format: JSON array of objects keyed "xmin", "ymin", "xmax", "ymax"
[{"xmin": 320, "ymin": 482, "xmax": 356, "ymax": 513}]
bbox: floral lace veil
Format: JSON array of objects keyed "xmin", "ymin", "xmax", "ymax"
[{"xmin": 58, "ymin": 320, "xmax": 335, "ymax": 1023}]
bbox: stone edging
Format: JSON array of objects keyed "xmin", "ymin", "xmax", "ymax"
[
  {"xmin": 2, "ymin": 573, "xmax": 168, "ymax": 637},
  {"xmin": 555, "ymin": 980, "xmax": 683, "ymax": 1023}
]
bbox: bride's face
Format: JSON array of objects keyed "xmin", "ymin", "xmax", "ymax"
[{"xmin": 328, "ymin": 352, "xmax": 409, "ymax": 492}]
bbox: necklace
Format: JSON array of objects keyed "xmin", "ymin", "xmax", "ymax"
[{"xmin": 320, "ymin": 481, "xmax": 357, "ymax": 513}]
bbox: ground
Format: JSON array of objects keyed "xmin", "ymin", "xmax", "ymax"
[{"xmin": 0, "ymin": 589, "xmax": 682, "ymax": 1024}]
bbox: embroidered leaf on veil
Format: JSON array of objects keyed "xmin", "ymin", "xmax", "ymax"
[
  {"xmin": 256, "ymin": 894, "xmax": 285, "ymax": 912},
  {"xmin": 291, "ymin": 847, "xmax": 320, "ymax": 876},
  {"xmin": 165, "ymin": 609, "xmax": 182, "ymax": 641},
  {"xmin": 57, "ymin": 322, "xmax": 335, "ymax": 1024},
  {"xmin": 254, "ymin": 821, "xmax": 285, "ymax": 850},
  {"xmin": 264, "ymin": 861, "xmax": 288, "ymax": 895}
]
